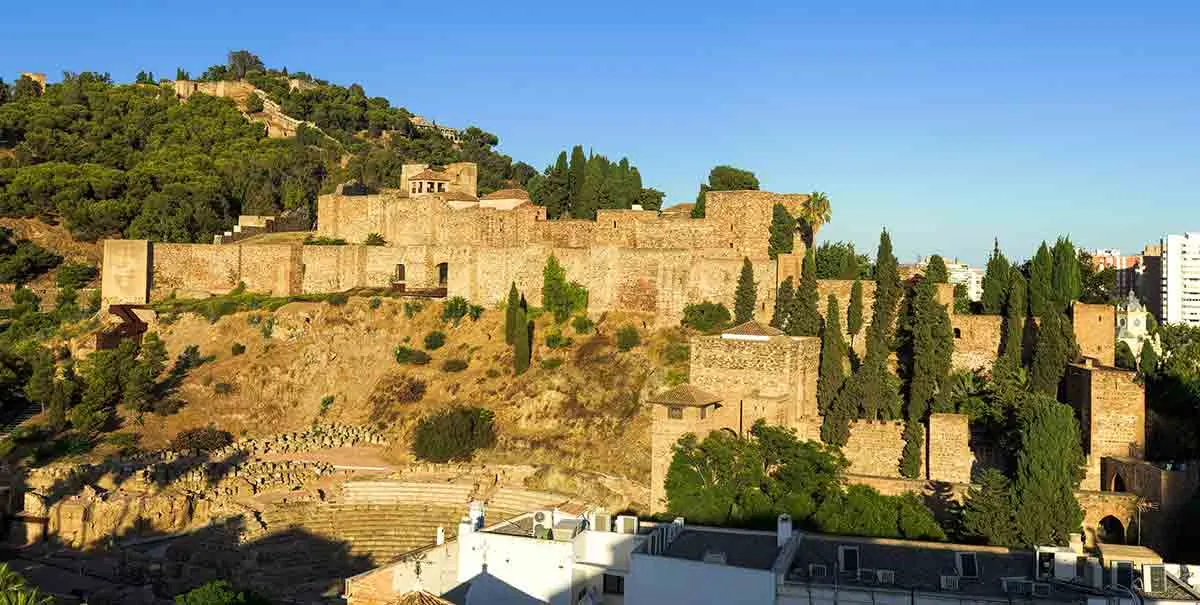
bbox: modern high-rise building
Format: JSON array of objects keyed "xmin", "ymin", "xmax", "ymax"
[
  {"xmin": 1090, "ymin": 248, "xmax": 1139, "ymax": 298},
  {"xmin": 1161, "ymin": 233, "xmax": 1200, "ymax": 326}
]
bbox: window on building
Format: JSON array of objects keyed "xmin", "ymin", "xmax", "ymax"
[
  {"xmin": 953, "ymin": 328, "xmax": 962, "ymax": 339},
  {"xmin": 838, "ymin": 546, "xmax": 859, "ymax": 574},
  {"xmin": 603, "ymin": 574, "xmax": 624, "ymax": 594},
  {"xmin": 668, "ymin": 406, "xmax": 683, "ymax": 420},
  {"xmin": 956, "ymin": 552, "xmax": 979, "ymax": 578}
]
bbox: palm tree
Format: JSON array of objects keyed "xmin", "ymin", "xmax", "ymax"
[{"xmin": 798, "ymin": 191, "xmax": 832, "ymax": 247}]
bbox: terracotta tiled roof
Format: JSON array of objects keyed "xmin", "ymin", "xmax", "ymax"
[
  {"xmin": 410, "ymin": 169, "xmax": 450, "ymax": 181},
  {"xmin": 481, "ymin": 188, "xmax": 531, "ymax": 200},
  {"xmin": 647, "ymin": 384, "xmax": 721, "ymax": 407},
  {"xmin": 723, "ymin": 321, "xmax": 784, "ymax": 337},
  {"xmin": 393, "ymin": 591, "xmax": 454, "ymax": 605},
  {"xmin": 441, "ymin": 191, "xmax": 479, "ymax": 202}
]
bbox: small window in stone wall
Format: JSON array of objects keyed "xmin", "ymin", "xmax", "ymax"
[
  {"xmin": 954, "ymin": 328, "xmax": 962, "ymax": 339},
  {"xmin": 668, "ymin": 406, "xmax": 683, "ymax": 420},
  {"xmin": 700, "ymin": 406, "xmax": 707, "ymax": 420}
]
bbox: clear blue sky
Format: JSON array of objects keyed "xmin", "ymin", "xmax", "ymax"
[{"xmin": 5, "ymin": 1, "xmax": 1199, "ymax": 265}]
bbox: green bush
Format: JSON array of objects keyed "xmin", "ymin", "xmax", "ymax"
[
  {"xmin": 540, "ymin": 357, "xmax": 564, "ymax": 370},
  {"xmin": 393, "ymin": 377, "xmax": 427, "ymax": 402},
  {"xmin": 394, "ymin": 346, "xmax": 431, "ymax": 365},
  {"xmin": 214, "ymin": 382, "xmax": 234, "ymax": 395},
  {"xmin": 443, "ymin": 297, "xmax": 470, "ymax": 324},
  {"xmin": 319, "ymin": 395, "xmax": 335, "ymax": 415},
  {"xmin": 571, "ymin": 315, "xmax": 594, "ymax": 335},
  {"xmin": 442, "ymin": 359, "xmax": 468, "ymax": 372},
  {"xmin": 231, "ymin": 342, "xmax": 246, "ymax": 356},
  {"xmin": 365, "ymin": 232, "xmax": 387, "ymax": 246},
  {"xmin": 424, "ymin": 331, "xmax": 446, "ymax": 350},
  {"xmin": 544, "ymin": 331, "xmax": 573, "ymax": 349},
  {"xmin": 663, "ymin": 341, "xmax": 690, "ymax": 364},
  {"xmin": 682, "ymin": 301, "xmax": 731, "ymax": 333},
  {"xmin": 469, "ymin": 304, "xmax": 484, "ymax": 321},
  {"xmin": 303, "ymin": 235, "xmax": 348, "ymax": 245},
  {"xmin": 245, "ymin": 94, "xmax": 265, "ymax": 113},
  {"xmin": 0, "ymin": 228, "xmax": 62, "ymax": 284},
  {"xmin": 326, "ymin": 292, "xmax": 349, "ymax": 306},
  {"xmin": 616, "ymin": 326, "xmax": 641, "ymax": 351},
  {"xmin": 404, "ymin": 301, "xmax": 424, "ymax": 318},
  {"xmin": 56, "ymin": 262, "xmax": 99, "ymax": 289},
  {"xmin": 412, "ymin": 406, "xmax": 496, "ymax": 462},
  {"xmin": 175, "ymin": 580, "xmax": 270, "ymax": 605},
  {"xmin": 369, "ymin": 297, "xmax": 382, "ymax": 310},
  {"xmin": 169, "ymin": 426, "xmax": 233, "ymax": 454},
  {"xmin": 259, "ymin": 317, "xmax": 275, "ymax": 339}
]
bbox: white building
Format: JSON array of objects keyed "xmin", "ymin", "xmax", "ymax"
[
  {"xmin": 1162, "ymin": 233, "xmax": 1200, "ymax": 326},
  {"xmin": 918, "ymin": 258, "xmax": 985, "ymax": 302},
  {"xmin": 1117, "ymin": 291, "xmax": 1157, "ymax": 358}
]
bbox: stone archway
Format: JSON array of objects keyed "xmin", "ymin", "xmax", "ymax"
[{"xmin": 1098, "ymin": 515, "xmax": 1127, "ymax": 544}]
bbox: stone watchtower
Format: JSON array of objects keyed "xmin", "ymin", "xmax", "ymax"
[{"xmin": 648, "ymin": 321, "xmax": 820, "ymax": 511}]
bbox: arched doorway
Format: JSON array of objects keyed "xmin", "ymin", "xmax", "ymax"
[
  {"xmin": 1098, "ymin": 516, "xmax": 1126, "ymax": 544},
  {"xmin": 436, "ymin": 262, "xmax": 448, "ymax": 288},
  {"xmin": 1112, "ymin": 474, "xmax": 1127, "ymax": 492}
]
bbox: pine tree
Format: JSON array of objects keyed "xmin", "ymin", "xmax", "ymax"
[
  {"xmin": 770, "ymin": 277, "xmax": 794, "ymax": 330},
  {"xmin": 925, "ymin": 255, "xmax": 949, "ymax": 283},
  {"xmin": 513, "ymin": 306, "xmax": 531, "ymax": 374},
  {"xmin": 980, "ymin": 239, "xmax": 1010, "ymax": 314},
  {"xmin": 567, "ymin": 145, "xmax": 587, "ymax": 210},
  {"xmin": 768, "ymin": 204, "xmax": 796, "ymax": 260},
  {"xmin": 788, "ymin": 249, "xmax": 821, "ymax": 336},
  {"xmin": 734, "ymin": 258, "xmax": 757, "ymax": 324},
  {"xmin": 505, "ymin": 283, "xmax": 520, "ymax": 344},
  {"xmin": 1030, "ymin": 311, "xmax": 1075, "ymax": 396},
  {"xmin": 1029, "ymin": 242, "xmax": 1054, "ymax": 317},
  {"xmin": 1051, "ymin": 237, "xmax": 1082, "ymax": 310},
  {"xmin": 817, "ymin": 295, "xmax": 848, "ymax": 414},
  {"xmin": 961, "ymin": 468, "xmax": 1018, "ymax": 546},
  {"xmin": 1013, "ymin": 395, "xmax": 1086, "ymax": 546},
  {"xmin": 847, "ymin": 279, "xmax": 864, "ymax": 345},
  {"xmin": 900, "ymin": 420, "xmax": 923, "ymax": 479},
  {"xmin": 1001, "ymin": 272, "xmax": 1027, "ymax": 365},
  {"xmin": 542, "ymin": 152, "xmax": 570, "ymax": 219}
]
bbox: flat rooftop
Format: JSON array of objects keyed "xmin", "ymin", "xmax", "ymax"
[{"xmin": 658, "ymin": 528, "xmax": 780, "ymax": 571}]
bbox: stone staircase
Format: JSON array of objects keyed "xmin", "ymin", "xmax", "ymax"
[
  {"xmin": 253, "ymin": 502, "xmax": 463, "ymax": 564},
  {"xmin": 485, "ymin": 488, "xmax": 570, "ymax": 520},
  {"xmin": 0, "ymin": 400, "xmax": 39, "ymax": 438},
  {"xmin": 340, "ymin": 481, "xmax": 475, "ymax": 506}
]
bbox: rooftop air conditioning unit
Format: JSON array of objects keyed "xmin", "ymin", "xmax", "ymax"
[
  {"xmin": 615, "ymin": 515, "xmax": 639, "ymax": 535},
  {"xmin": 940, "ymin": 576, "xmax": 959, "ymax": 591},
  {"xmin": 532, "ymin": 510, "xmax": 554, "ymax": 539},
  {"xmin": 877, "ymin": 570, "xmax": 896, "ymax": 585},
  {"xmin": 808, "ymin": 564, "xmax": 828, "ymax": 578},
  {"xmin": 592, "ymin": 511, "xmax": 611, "ymax": 533},
  {"xmin": 702, "ymin": 550, "xmax": 727, "ymax": 565}
]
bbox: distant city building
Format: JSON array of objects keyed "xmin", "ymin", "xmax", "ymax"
[
  {"xmin": 1091, "ymin": 248, "xmax": 1140, "ymax": 298},
  {"xmin": 916, "ymin": 257, "xmax": 984, "ymax": 301},
  {"xmin": 1117, "ymin": 291, "xmax": 1157, "ymax": 357},
  {"xmin": 1139, "ymin": 244, "xmax": 1165, "ymax": 323},
  {"xmin": 409, "ymin": 116, "xmax": 462, "ymax": 144},
  {"xmin": 1161, "ymin": 233, "xmax": 1200, "ymax": 326}
]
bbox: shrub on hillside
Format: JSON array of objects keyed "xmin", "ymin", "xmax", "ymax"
[
  {"xmin": 319, "ymin": 395, "xmax": 335, "ymax": 415},
  {"xmin": 170, "ymin": 426, "xmax": 233, "ymax": 455},
  {"xmin": 424, "ymin": 331, "xmax": 446, "ymax": 350},
  {"xmin": 412, "ymin": 406, "xmax": 496, "ymax": 462},
  {"xmin": 442, "ymin": 359, "xmax": 468, "ymax": 372},
  {"xmin": 0, "ymin": 228, "xmax": 62, "ymax": 285},
  {"xmin": 394, "ymin": 346, "xmax": 431, "ymax": 365},
  {"xmin": 213, "ymin": 382, "xmax": 234, "ymax": 395},
  {"xmin": 469, "ymin": 304, "xmax": 484, "ymax": 321},
  {"xmin": 571, "ymin": 315, "xmax": 594, "ymax": 335},
  {"xmin": 403, "ymin": 301, "xmax": 423, "ymax": 318},
  {"xmin": 326, "ymin": 292, "xmax": 348, "ymax": 306},
  {"xmin": 443, "ymin": 297, "xmax": 470, "ymax": 324},
  {"xmin": 245, "ymin": 94, "xmax": 265, "ymax": 113},
  {"xmin": 56, "ymin": 262, "xmax": 99, "ymax": 289},
  {"xmin": 175, "ymin": 580, "xmax": 269, "ymax": 605},
  {"xmin": 303, "ymin": 235, "xmax": 347, "ymax": 245},
  {"xmin": 364, "ymin": 232, "xmax": 387, "ymax": 246},
  {"xmin": 663, "ymin": 341, "xmax": 690, "ymax": 364},
  {"xmin": 231, "ymin": 342, "xmax": 245, "ymax": 356},
  {"xmin": 369, "ymin": 297, "xmax": 382, "ymax": 310},
  {"xmin": 616, "ymin": 326, "xmax": 641, "ymax": 351},
  {"xmin": 681, "ymin": 301, "xmax": 731, "ymax": 333},
  {"xmin": 540, "ymin": 357, "xmax": 564, "ymax": 370},
  {"xmin": 544, "ymin": 331, "xmax": 573, "ymax": 349},
  {"xmin": 394, "ymin": 377, "xmax": 427, "ymax": 402}
]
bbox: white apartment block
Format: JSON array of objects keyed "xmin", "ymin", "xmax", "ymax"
[
  {"xmin": 918, "ymin": 258, "xmax": 984, "ymax": 301},
  {"xmin": 1162, "ymin": 233, "xmax": 1200, "ymax": 326}
]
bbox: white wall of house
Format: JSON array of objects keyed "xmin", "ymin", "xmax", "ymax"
[
  {"xmin": 624, "ymin": 552, "xmax": 775, "ymax": 605},
  {"xmin": 458, "ymin": 529, "xmax": 577, "ymax": 605}
]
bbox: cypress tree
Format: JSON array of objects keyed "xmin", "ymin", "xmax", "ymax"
[
  {"xmin": 1030, "ymin": 311, "xmax": 1075, "ymax": 395},
  {"xmin": 734, "ymin": 257, "xmax": 757, "ymax": 324},
  {"xmin": 900, "ymin": 420, "xmax": 923, "ymax": 479},
  {"xmin": 567, "ymin": 145, "xmax": 586, "ymax": 209},
  {"xmin": 1001, "ymin": 272, "xmax": 1027, "ymax": 365},
  {"xmin": 906, "ymin": 278, "xmax": 954, "ymax": 420},
  {"xmin": 817, "ymin": 294, "xmax": 848, "ymax": 414},
  {"xmin": 1051, "ymin": 237, "xmax": 1082, "ymax": 310},
  {"xmin": 1139, "ymin": 340, "xmax": 1159, "ymax": 377},
  {"xmin": 768, "ymin": 203, "xmax": 796, "ymax": 259},
  {"xmin": 925, "ymin": 255, "xmax": 949, "ymax": 283},
  {"xmin": 821, "ymin": 376, "xmax": 858, "ymax": 446},
  {"xmin": 505, "ymin": 283, "xmax": 520, "ymax": 345},
  {"xmin": 1029, "ymin": 242, "xmax": 1054, "ymax": 317},
  {"xmin": 961, "ymin": 468, "xmax": 1018, "ymax": 546},
  {"xmin": 770, "ymin": 277, "xmax": 794, "ymax": 330},
  {"xmin": 1013, "ymin": 395, "xmax": 1086, "ymax": 546},
  {"xmin": 847, "ymin": 279, "xmax": 864, "ymax": 345},
  {"xmin": 574, "ymin": 153, "xmax": 606, "ymax": 219},
  {"xmin": 980, "ymin": 239, "xmax": 1010, "ymax": 314},
  {"xmin": 542, "ymin": 152, "xmax": 570, "ymax": 219},
  {"xmin": 513, "ymin": 306, "xmax": 531, "ymax": 374},
  {"xmin": 788, "ymin": 249, "xmax": 821, "ymax": 336},
  {"xmin": 857, "ymin": 230, "xmax": 902, "ymax": 419}
]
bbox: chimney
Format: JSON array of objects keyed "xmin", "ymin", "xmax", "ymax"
[
  {"xmin": 436, "ymin": 526, "xmax": 446, "ymax": 545},
  {"xmin": 468, "ymin": 500, "xmax": 486, "ymax": 530},
  {"xmin": 777, "ymin": 514, "xmax": 793, "ymax": 548}
]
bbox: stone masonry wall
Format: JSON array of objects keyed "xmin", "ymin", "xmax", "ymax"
[
  {"xmin": 1064, "ymin": 361, "xmax": 1145, "ymax": 490},
  {"xmin": 1074, "ymin": 302, "xmax": 1116, "ymax": 366},
  {"xmin": 950, "ymin": 314, "xmax": 1004, "ymax": 371},
  {"xmin": 101, "ymin": 239, "xmax": 150, "ymax": 305},
  {"xmin": 842, "ymin": 420, "xmax": 922, "ymax": 479},
  {"xmin": 149, "ymin": 244, "xmax": 300, "ymax": 300},
  {"xmin": 926, "ymin": 414, "xmax": 973, "ymax": 484}
]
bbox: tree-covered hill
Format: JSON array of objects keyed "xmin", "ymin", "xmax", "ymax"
[{"xmin": 0, "ymin": 51, "xmax": 664, "ymax": 244}]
